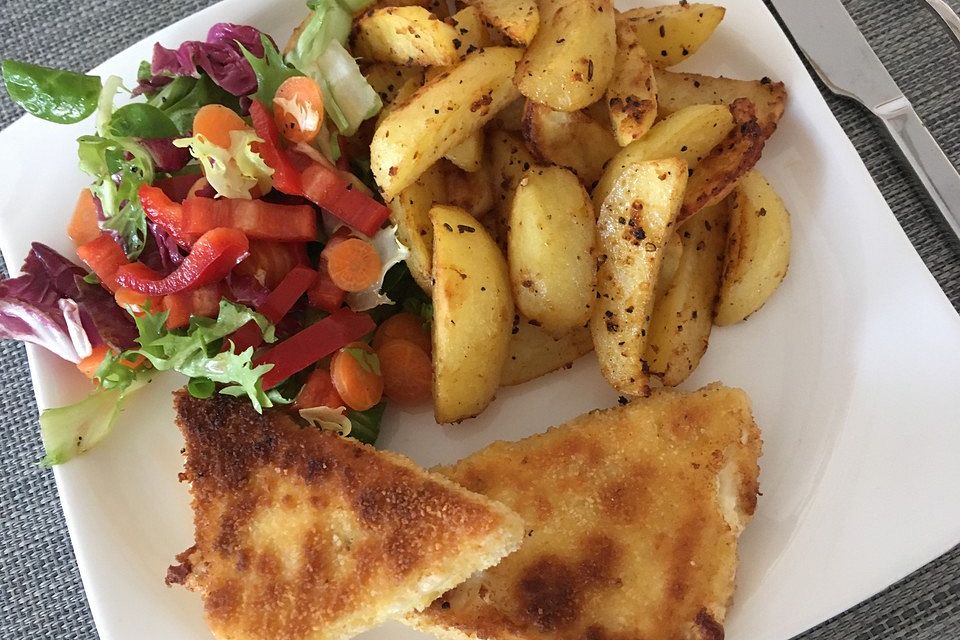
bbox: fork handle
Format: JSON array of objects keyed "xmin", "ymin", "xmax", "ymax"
[{"xmin": 874, "ymin": 96, "xmax": 960, "ymax": 240}]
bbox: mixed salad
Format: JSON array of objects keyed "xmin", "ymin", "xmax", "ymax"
[{"xmin": 0, "ymin": 1, "xmax": 435, "ymax": 465}]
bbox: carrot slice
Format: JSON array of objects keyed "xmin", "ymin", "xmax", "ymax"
[
  {"xmin": 376, "ymin": 338, "xmax": 432, "ymax": 406},
  {"xmin": 273, "ymin": 76, "xmax": 325, "ymax": 144},
  {"xmin": 294, "ymin": 367, "xmax": 345, "ymax": 411},
  {"xmin": 192, "ymin": 104, "xmax": 247, "ymax": 148},
  {"xmin": 372, "ymin": 312, "xmax": 431, "ymax": 354},
  {"xmin": 330, "ymin": 341, "xmax": 384, "ymax": 411},
  {"xmin": 323, "ymin": 238, "xmax": 382, "ymax": 293},
  {"xmin": 77, "ymin": 345, "xmax": 112, "ymax": 380},
  {"xmin": 67, "ymin": 190, "xmax": 100, "ymax": 246}
]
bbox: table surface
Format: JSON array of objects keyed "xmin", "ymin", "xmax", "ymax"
[{"xmin": 0, "ymin": 1, "xmax": 958, "ymax": 638}]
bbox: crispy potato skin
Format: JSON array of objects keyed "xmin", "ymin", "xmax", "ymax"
[
  {"xmin": 715, "ymin": 170, "xmax": 791, "ymax": 325},
  {"xmin": 606, "ymin": 39, "xmax": 658, "ymax": 146},
  {"xmin": 431, "ymin": 205, "xmax": 514, "ymax": 423},
  {"xmin": 371, "ymin": 47, "xmax": 522, "ymax": 199},
  {"xmin": 591, "ymin": 158, "xmax": 687, "ymax": 397},
  {"xmin": 655, "ymin": 69, "xmax": 788, "ymax": 139},
  {"xmin": 514, "ymin": 0, "xmax": 617, "ymax": 112},
  {"xmin": 408, "ymin": 384, "xmax": 762, "ymax": 640},
  {"xmin": 508, "ymin": 166, "xmax": 596, "ymax": 335}
]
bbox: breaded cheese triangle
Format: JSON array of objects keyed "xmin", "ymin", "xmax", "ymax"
[
  {"xmin": 167, "ymin": 392, "xmax": 524, "ymax": 640},
  {"xmin": 407, "ymin": 384, "xmax": 761, "ymax": 640}
]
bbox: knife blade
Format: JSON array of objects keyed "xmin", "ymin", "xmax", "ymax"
[{"xmin": 769, "ymin": 0, "xmax": 960, "ymax": 241}]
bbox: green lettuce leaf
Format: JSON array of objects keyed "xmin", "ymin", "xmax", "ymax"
[
  {"xmin": 1, "ymin": 59, "xmax": 102, "ymax": 124},
  {"xmin": 346, "ymin": 402, "xmax": 386, "ymax": 445}
]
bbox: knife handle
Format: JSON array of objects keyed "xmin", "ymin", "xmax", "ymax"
[{"xmin": 875, "ymin": 96, "xmax": 960, "ymax": 240}]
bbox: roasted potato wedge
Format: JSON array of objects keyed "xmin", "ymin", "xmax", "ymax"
[
  {"xmin": 371, "ymin": 47, "xmax": 522, "ymax": 198},
  {"xmin": 655, "ymin": 69, "xmax": 787, "ymax": 138},
  {"xmin": 591, "ymin": 158, "xmax": 687, "ymax": 396},
  {"xmin": 715, "ymin": 170, "xmax": 791, "ymax": 325},
  {"xmin": 593, "ymin": 103, "xmax": 734, "ymax": 208},
  {"xmin": 646, "ymin": 202, "xmax": 729, "ymax": 385},
  {"xmin": 364, "ymin": 64, "xmax": 426, "ymax": 105},
  {"xmin": 501, "ymin": 319, "xmax": 594, "ymax": 386},
  {"xmin": 451, "ymin": 5, "xmax": 496, "ymax": 53},
  {"xmin": 606, "ymin": 40, "xmax": 658, "ymax": 146},
  {"xmin": 488, "ymin": 129, "xmax": 537, "ymax": 244},
  {"xmin": 489, "ymin": 98, "xmax": 526, "ymax": 132},
  {"xmin": 679, "ymin": 98, "xmax": 765, "ymax": 222},
  {"xmin": 467, "ymin": 0, "xmax": 539, "ymax": 45},
  {"xmin": 388, "ymin": 162, "xmax": 447, "ymax": 293},
  {"xmin": 654, "ymin": 231, "xmax": 683, "ymax": 300},
  {"xmin": 431, "ymin": 205, "xmax": 514, "ymax": 422},
  {"xmin": 522, "ymin": 101, "xmax": 619, "ymax": 186},
  {"xmin": 514, "ymin": 0, "xmax": 616, "ymax": 112},
  {"xmin": 445, "ymin": 131, "xmax": 484, "ymax": 172},
  {"xmin": 354, "ymin": 6, "xmax": 460, "ymax": 66},
  {"xmin": 443, "ymin": 160, "xmax": 494, "ymax": 218},
  {"xmin": 508, "ymin": 166, "xmax": 596, "ymax": 335},
  {"xmin": 616, "ymin": 3, "xmax": 725, "ymax": 68}
]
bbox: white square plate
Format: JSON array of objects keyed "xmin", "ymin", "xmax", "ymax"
[{"xmin": 1, "ymin": 0, "xmax": 959, "ymax": 638}]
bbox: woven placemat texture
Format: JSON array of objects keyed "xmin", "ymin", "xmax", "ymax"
[{"xmin": 0, "ymin": 1, "xmax": 957, "ymax": 639}]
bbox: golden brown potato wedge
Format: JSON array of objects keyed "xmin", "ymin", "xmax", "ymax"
[
  {"xmin": 646, "ymin": 201, "xmax": 729, "ymax": 386},
  {"xmin": 522, "ymin": 101, "xmax": 619, "ymax": 186},
  {"xmin": 371, "ymin": 47, "xmax": 522, "ymax": 198},
  {"xmin": 431, "ymin": 205, "xmax": 514, "ymax": 422},
  {"xmin": 451, "ymin": 5, "xmax": 496, "ymax": 53},
  {"xmin": 514, "ymin": 0, "xmax": 616, "ymax": 112},
  {"xmin": 443, "ymin": 160, "xmax": 494, "ymax": 219},
  {"xmin": 715, "ymin": 170, "xmax": 791, "ymax": 325},
  {"xmin": 615, "ymin": 3, "xmax": 726, "ymax": 68},
  {"xmin": 466, "ymin": 0, "xmax": 539, "ymax": 45},
  {"xmin": 354, "ymin": 6, "xmax": 460, "ymax": 66},
  {"xmin": 653, "ymin": 231, "xmax": 683, "ymax": 300},
  {"xmin": 487, "ymin": 129, "xmax": 538, "ymax": 245},
  {"xmin": 508, "ymin": 166, "xmax": 596, "ymax": 335},
  {"xmin": 591, "ymin": 158, "xmax": 687, "ymax": 396},
  {"xmin": 364, "ymin": 64, "xmax": 426, "ymax": 105},
  {"xmin": 655, "ymin": 69, "xmax": 787, "ymax": 138},
  {"xmin": 606, "ymin": 40, "xmax": 658, "ymax": 146},
  {"xmin": 593, "ymin": 103, "xmax": 734, "ymax": 209},
  {"xmin": 501, "ymin": 319, "xmax": 593, "ymax": 386},
  {"xmin": 445, "ymin": 131, "xmax": 484, "ymax": 172},
  {"xmin": 388, "ymin": 162, "xmax": 447, "ymax": 293},
  {"xmin": 488, "ymin": 98, "xmax": 526, "ymax": 132},
  {"xmin": 679, "ymin": 98, "xmax": 765, "ymax": 222}
]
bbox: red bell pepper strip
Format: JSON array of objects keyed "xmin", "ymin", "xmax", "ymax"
[
  {"xmin": 154, "ymin": 173, "xmax": 203, "ymax": 204},
  {"xmin": 139, "ymin": 184, "xmax": 191, "ymax": 247},
  {"xmin": 307, "ymin": 265, "xmax": 347, "ymax": 313},
  {"xmin": 249, "ymin": 99, "xmax": 304, "ymax": 196},
  {"xmin": 76, "ymin": 234, "xmax": 129, "ymax": 293},
  {"xmin": 300, "ymin": 162, "xmax": 390, "ymax": 237},
  {"xmin": 254, "ymin": 308, "xmax": 375, "ymax": 389},
  {"xmin": 162, "ymin": 283, "xmax": 222, "ymax": 329},
  {"xmin": 259, "ymin": 266, "xmax": 318, "ymax": 324},
  {"xmin": 115, "ymin": 228, "xmax": 249, "ymax": 296},
  {"xmin": 182, "ymin": 197, "xmax": 317, "ymax": 243}
]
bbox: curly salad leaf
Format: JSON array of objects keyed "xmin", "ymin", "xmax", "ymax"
[
  {"xmin": 174, "ymin": 130, "xmax": 273, "ymax": 199},
  {"xmin": 39, "ymin": 299, "xmax": 278, "ymax": 466}
]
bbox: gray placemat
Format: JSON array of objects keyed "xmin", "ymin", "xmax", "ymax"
[{"xmin": 0, "ymin": 1, "xmax": 957, "ymax": 638}]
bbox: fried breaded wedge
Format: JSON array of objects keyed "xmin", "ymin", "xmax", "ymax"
[
  {"xmin": 168, "ymin": 392, "xmax": 524, "ymax": 640},
  {"xmin": 407, "ymin": 384, "xmax": 761, "ymax": 640}
]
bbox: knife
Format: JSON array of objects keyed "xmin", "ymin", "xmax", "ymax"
[{"xmin": 769, "ymin": 0, "xmax": 960, "ymax": 241}]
